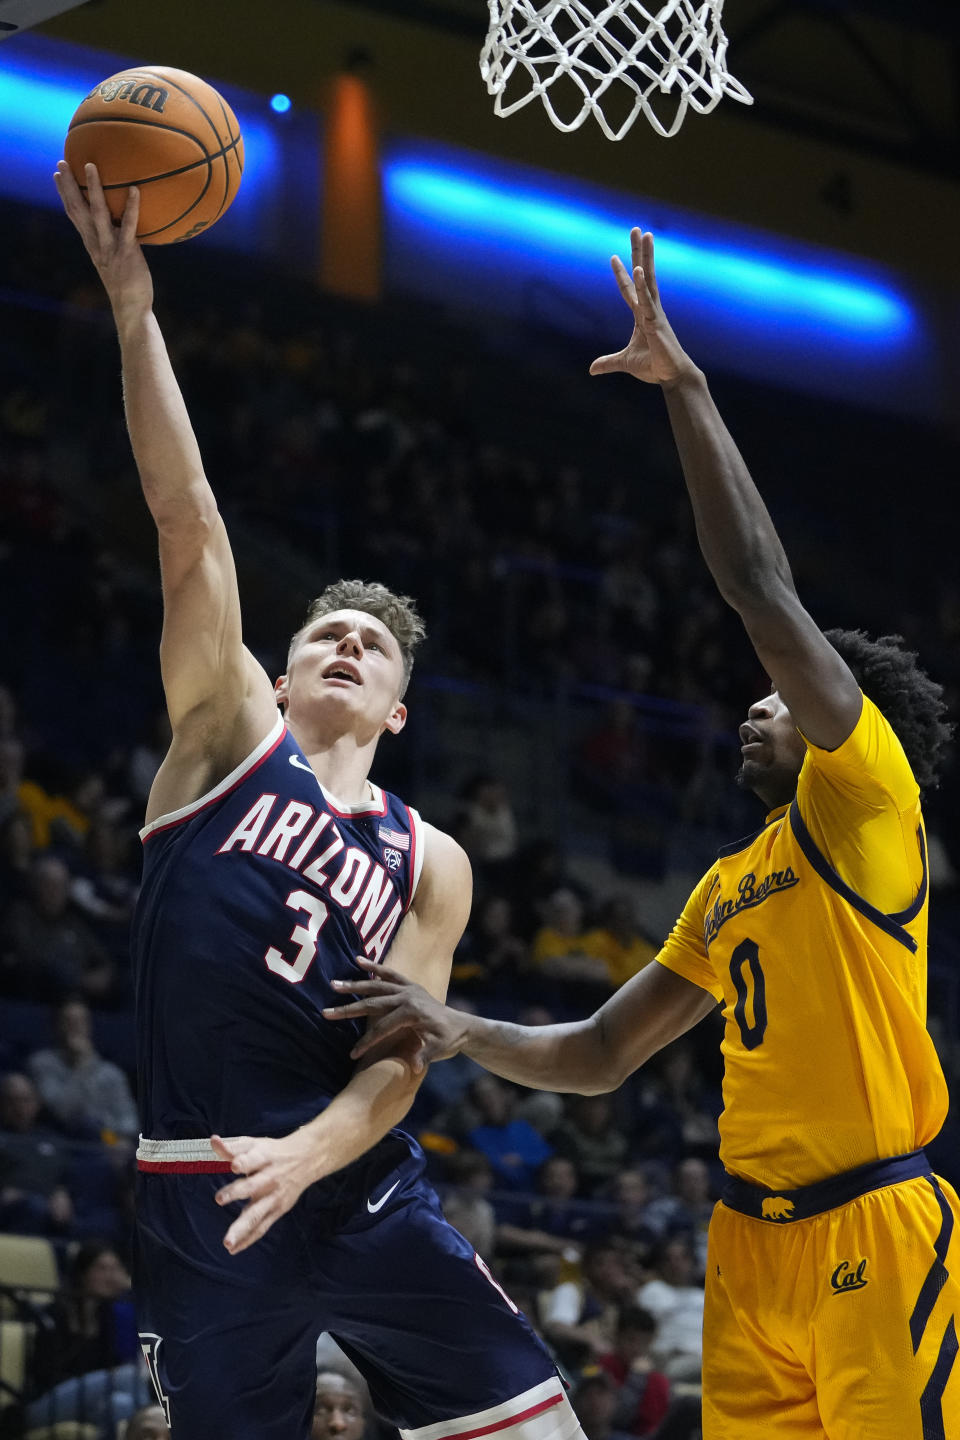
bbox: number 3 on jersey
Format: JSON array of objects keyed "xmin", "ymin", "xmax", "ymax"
[
  {"xmin": 729, "ymin": 938, "xmax": 767, "ymax": 1050},
  {"xmin": 265, "ymin": 889, "xmax": 329, "ymax": 983}
]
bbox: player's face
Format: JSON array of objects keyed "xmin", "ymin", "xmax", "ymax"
[
  {"xmin": 278, "ymin": 610, "xmax": 407, "ymax": 739},
  {"xmin": 312, "ymin": 1376, "xmax": 365, "ymax": 1440},
  {"xmin": 736, "ymin": 690, "xmax": 807, "ymax": 807}
]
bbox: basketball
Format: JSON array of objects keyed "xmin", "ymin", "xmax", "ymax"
[{"xmin": 64, "ymin": 66, "xmax": 244, "ymax": 245}]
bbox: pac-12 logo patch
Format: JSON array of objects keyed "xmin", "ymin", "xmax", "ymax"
[
  {"xmin": 761, "ymin": 1196, "xmax": 795, "ymax": 1222},
  {"xmin": 383, "ymin": 847, "xmax": 403, "ymax": 871},
  {"xmin": 830, "ymin": 1258, "xmax": 869, "ymax": 1294}
]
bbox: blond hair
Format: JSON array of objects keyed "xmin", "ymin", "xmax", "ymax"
[{"xmin": 289, "ymin": 579, "xmax": 426, "ymax": 697}]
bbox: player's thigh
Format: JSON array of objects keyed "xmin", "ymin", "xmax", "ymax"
[
  {"xmin": 703, "ymin": 1207, "xmax": 825, "ymax": 1440},
  {"xmin": 812, "ymin": 1175, "xmax": 960, "ymax": 1440},
  {"xmin": 323, "ymin": 1193, "xmax": 566, "ymax": 1434},
  {"xmin": 135, "ymin": 1222, "xmax": 317, "ymax": 1440}
]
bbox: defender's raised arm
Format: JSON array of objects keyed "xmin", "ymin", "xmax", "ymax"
[
  {"xmin": 54, "ymin": 163, "xmax": 276, "ymax": 814},
  {"xmin": 590, "ymin": 228, "xmax": 862, "ymax": 753}
]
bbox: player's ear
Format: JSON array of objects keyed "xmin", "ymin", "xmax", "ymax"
[
  {"xmin": 275, "ymin": 674, "xmax": 289, "ymax": 714},
  {"xmin": 382, "ymin": 702, "xmax": 407, "ymax": 736}
]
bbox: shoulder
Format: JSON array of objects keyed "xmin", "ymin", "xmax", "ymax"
[
  {"xmin": 417, "ymin": 823, "xmax": 473, "ymax": 894},
  {"xmin": 799, "ymin": 691, "xmax": 919, "ymax": 807}
]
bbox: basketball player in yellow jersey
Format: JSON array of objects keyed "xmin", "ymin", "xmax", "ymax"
[{"xmin": 328, "ymin": 229, "xmax": 959, "ymax": 1439}]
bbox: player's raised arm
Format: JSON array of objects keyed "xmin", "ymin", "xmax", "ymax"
[
  {"xmin": 325, "ymin": 946, "xmax": 715, "ymax": 1094},
  {"xmin": 590, "ymin": 228, "xmax": 862, "ymax": 751},
  {"xmin": 54, "ymin": 162, "xmax": 276, "ymax": 802}
]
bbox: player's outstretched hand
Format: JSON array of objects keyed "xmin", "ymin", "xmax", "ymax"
[
  {"xmin": 211, "ymin": 1132, "xmax": 316, "ymax": 1255},
  {"xmin": 589, "ymin": 228, "xmax": 698, "ymax": 388},
  {"xmin": 53, "ymin": 161, "xmax": 153, "ymax": 319},
  {"xmin": 324, "ymin": 959, "xmax": 469, "ymax": 1069}
]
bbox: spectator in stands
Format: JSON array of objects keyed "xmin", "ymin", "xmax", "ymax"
[
  {"xmin": 70, "ymin": 817, "xmax": 139, "ymax": 956},
  {"xmin": 607, "ymin": 1170, "xmax": 659, "ymax": 1259},
  {"xmin": 1, "ymin": 853, "xmax": 114, "ymax": 1002},
  {"xmin": 126, "ymin": 708, "xmax": 171, "ymax": 807},
  {"xmin": 26, "ymin": 1240, "xmax": 152, "ymax": 1433},
  {"xmin": 644, "ymin": 1157, "xmax": 714, "ymax": 1274},
  {"xmin": 451, "ymin": 894, "xmax": 528, "ymax": 994},
  {"xmin": 636, "ymin": 1237, "xmax": 704, "ymax": 1382},
  {"xmin": 550, "ymin": 1094, "xmax": 629, "ymax": 1195},
  {"xmin": 541, "ymin": 1242, "xmax": 636, "ymax": 1366},
  {"xmin": 441, "ymin": 1150, "xmax": 496, "ymax": 1257},
  {"xmin": 495, "ymin": 1155, "xmax": 602, "ymax": 1259},
  {"xmin": 0, "ymin": 810, "xmax": 33, "ymax": 908},
  {"xmin": 597, "ymin": 1305, "xmax": 671, "ymax": 1437},
  {"xmin": 126, "ymin": 1404, "xmax": 171, "ymax": 1439},
  {"xmin": 0, "ymin": 1070, "xmax": 73, "ymax": 1236},
  {"xmin": 571, "ymin": 1370, "xmax": 636, "ymax": 1440},
  {"xmin": 576, "ymin": 700, "xmax": 648, "ymax": 807},
  {"xmin": 464, "ymin": 1075, "xmax": 553, "ymax": 1190},
  {"xmin": 530, "ymin": 888, "xmax": 609, "ymax": 988},
  {"xmin": 453, "ymin": 775, "xmax": 518, "ymax": 874},
  {"xmin": 580, "ymin": 895, "xmax": 658, "ymax": 989},
  {"xmin": 27, "ymin": 996, "xmax": 138, "ymax": 1142},
  {"xmin": 634, "ymin": 1041, "xmax": 719, "ymax": 1164},
  {"xmin": 312, "ymin": 1370, "xmax": 367, "ymax": 1440}
]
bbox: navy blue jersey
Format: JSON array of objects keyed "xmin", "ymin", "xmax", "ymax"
[{"xmin": 132, "ymin": 716, "xmax": 424, "ymax": 1142}]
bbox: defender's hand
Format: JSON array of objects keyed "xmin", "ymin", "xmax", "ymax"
[
  {"xmin": 211, "ymin": 1131, "xmax": 315, "ymax": 1254},
  {"xmin": 590, "ymin": 229, "xmax": 697, "ymax": 388},
  {"xmin": 54, "ymin": 161, "xmax": 154, "ymax": 319},
  {"xmin": 324, "ymin": 959, "xmax": 469, "ymax": 1069}
]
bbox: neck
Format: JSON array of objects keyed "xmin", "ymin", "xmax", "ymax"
[{"xmin": 286, "ymin": 719, "xmax": 379, "ymax": 807}]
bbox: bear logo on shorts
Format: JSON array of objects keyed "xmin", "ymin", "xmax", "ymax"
[{"xmin": 761, "ymin": 1196, "xmax": 795, "ymax": 1221}]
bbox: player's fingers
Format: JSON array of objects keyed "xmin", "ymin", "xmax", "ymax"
[
  {"xmin": 224, "ymin": 1198, "xmax": 276, "ymax": 1253},
  {"xmin": 211, "ymin": 1134, "xmax": 258, "ymax": 1171},
  {"xmin": 641, "ymin": 231, "xmax": 660, "ymax": 303},
  {"xmin": 84, "ymin": 163, "xmax": 116, "ymax": 247},
  {"xmin": 589, "ymin": 350, "xmax": 630, "ymax": 376},
  {"xmin": 329, "ymin": 978, "xmax": 401, "ymax": 996},
  {"xmin": 630, "ymin": 226, "xmax": 644, "ymax": 274},
  {"xmin": 354, "ymin": 959, "xmax": 409, "ymax": 985},
  {"xmin": 210, "ymin": 1133, "xmax": 236, "ymax": 1162},
  {"xmin": 611, "ymin": 255, "xmax": 640, "ymax": 313},
  {"xmin": 634, "ymin": 266, "xmax": 658, "ymax": 322},
  {"xmin": 349, "ymin": 1010, "xmax": 421, "ymax": 1059},
  {"xmin": 322, "ymin": 994, "xmax": 399, "ymax": 1021},
  {"xmin": 214, "ymin": 1168, "xmax": 273, "ymax": 1206},
  {"xmin": 53, "ymin": 163, "xmax": 97, "ymax": 242},
  {"xmin": 119, "ymin": 185, "xmax": 141, "ymax": 245}
]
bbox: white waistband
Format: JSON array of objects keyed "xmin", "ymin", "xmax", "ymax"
[{"xmin": 136, "ymin": 1137, "xmax": 224, "ymax": 1163}]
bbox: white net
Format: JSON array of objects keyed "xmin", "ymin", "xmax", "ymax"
[{"xmin": 481, "ymin": 0, "xmax": 753, "ymax": 140}]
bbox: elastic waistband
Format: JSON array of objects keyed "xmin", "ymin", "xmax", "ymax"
[
  {"xmin": 136, "ymin": 1137, "xmax": 232, "ymax": 1174},
  {"xmin": 722, "ymin": 1149, "xmax": 932, "ymax": 1224}
]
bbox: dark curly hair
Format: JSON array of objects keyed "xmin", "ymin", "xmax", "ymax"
[{"xmin": 824, "ymin": 629, "xmax": 953, "ymax": 792}]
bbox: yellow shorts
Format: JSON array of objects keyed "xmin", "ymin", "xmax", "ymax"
[{"xmin": 702, "ymin": 1163, "xmax": 960, "ymax": 1439}]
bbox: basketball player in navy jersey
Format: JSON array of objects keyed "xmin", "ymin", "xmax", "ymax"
[{"xmin": 54, "ymin": 164, "xmax": 580, "ymax": 1440}]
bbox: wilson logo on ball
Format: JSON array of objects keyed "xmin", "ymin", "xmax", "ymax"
[{"xmin": 88, "ymin": 77, "xmax": 170, "ymax": 114}]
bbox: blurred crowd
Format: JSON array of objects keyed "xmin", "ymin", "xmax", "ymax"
[{"xmin": 1, "ymin": 198, "xmax": 960, "ymax": 1439}]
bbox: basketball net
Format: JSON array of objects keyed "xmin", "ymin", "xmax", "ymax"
[{"xmin": 481, "ymin": 0, "xmax": 753, "ymax": 140}]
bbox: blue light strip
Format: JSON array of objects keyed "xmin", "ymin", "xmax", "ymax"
[{"xmin": 384, "ymin": 158, "xmax": 914, "ymax": 342}]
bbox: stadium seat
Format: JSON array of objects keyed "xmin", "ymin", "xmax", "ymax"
[
  {"xmin": 0, "ymin": 1316, "xmax": 29, "ymax": 1411},
  {"xmin": 0, "ymin": 1234, "xmax": 58, "ymax": 1315}
]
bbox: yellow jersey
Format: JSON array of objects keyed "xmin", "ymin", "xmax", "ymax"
[{"xmin": 657, "ymin": 693, "xmax": 948, "ymax": 1189}]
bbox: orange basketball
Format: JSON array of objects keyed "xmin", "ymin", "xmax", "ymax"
[{"xmin": 64, "ymin": 66, "xmax": 244, "ymax": 245}]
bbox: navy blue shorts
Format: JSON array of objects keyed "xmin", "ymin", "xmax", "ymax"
[{"xmin": 134, "ymin": 1136, "xmax": 563, "ymax": 1440}]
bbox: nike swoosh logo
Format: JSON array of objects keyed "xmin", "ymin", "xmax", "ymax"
[
  {"xmin": 289, "ymin": 755, "xmax": 314, "ymax": 774},
  {"xmin": 366, "ymin": 1179, "xmax": 401, "ymax": 1214}
]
